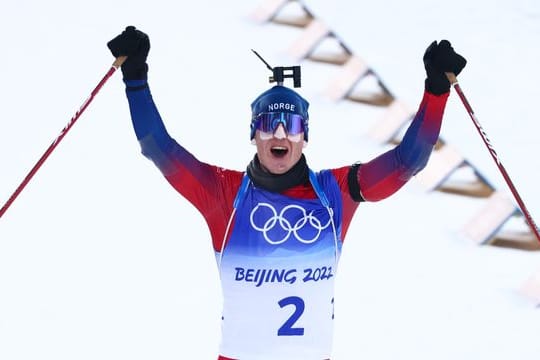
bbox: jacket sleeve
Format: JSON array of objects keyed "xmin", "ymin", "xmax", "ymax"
[
  {"xmin": 123, "ymin": 79, "xmax": 242, "ymax": 250},
  {"xmin": 124, "ymin": 80, "xmax": 222, "ymax": 188},
  {"xmin": 354, "ymin": 90, "xmax": 449, "ymax": 202}
]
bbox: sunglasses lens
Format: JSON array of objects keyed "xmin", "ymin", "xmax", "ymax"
[
  {"xmin": 285, "ymin": 114, "xmax": 304, "ymax": 135},
  {"xmin": 255, "ymin": 113, "xmax": 276, "ymax": 133}
]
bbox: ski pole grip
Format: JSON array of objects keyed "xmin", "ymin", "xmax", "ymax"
[
  {"xmin": 113, "ymin": 55, "xmax": 128, "ymax": 69},
  {"xmin": 445, "ymin": 72, "xmax": 458, "ymax": 85}
]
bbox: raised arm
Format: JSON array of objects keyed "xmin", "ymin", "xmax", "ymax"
[
  {"xmin": 352, "ymin": 40, "xmax": 467, "ymax": 202},
  {"xmin": 107, "ymin": 27, "xmax": 219, "ymax": 189},
  {"xmin": 107, "ymin": 27, "xmax": 243, "ymax": 250}
]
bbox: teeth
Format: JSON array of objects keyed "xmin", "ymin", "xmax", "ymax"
[{"xmin": 272, "ymin": 146, "xmax": 287, "ymax": 150}]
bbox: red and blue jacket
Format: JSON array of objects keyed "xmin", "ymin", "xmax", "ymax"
[{"xmin": 125, "ymin": 79, "xmax": 447, "ymax": 253}]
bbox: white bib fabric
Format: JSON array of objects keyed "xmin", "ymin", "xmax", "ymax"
[{"xmin": 216, "ymin": 171, "xmax": 343, "ymax": 359}]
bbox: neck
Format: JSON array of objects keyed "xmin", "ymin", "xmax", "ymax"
[{"xmin": 247, "ymin": 154, "xmax": 309, "ymax": 193}]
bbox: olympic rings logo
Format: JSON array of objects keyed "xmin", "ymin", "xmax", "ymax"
[{"xmin": 249, "ymin": 202, "xmax": 332, "ymax": 245}]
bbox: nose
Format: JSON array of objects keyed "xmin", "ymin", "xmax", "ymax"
[{"xmin": 273, "ymin": 124, "xmax": 287, "ymax": 139}]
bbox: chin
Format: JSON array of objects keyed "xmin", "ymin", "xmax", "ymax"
[
  {"xmin": 271, "ymin": 167, "xmax": 290, "ymax": 175},
  {"xmin": 265, "ymin": 162, "xmax": 291, "ymax": 174},
  {"xmin": 274, "ymin": 156, "xmax": 299, "ymax": 172}
]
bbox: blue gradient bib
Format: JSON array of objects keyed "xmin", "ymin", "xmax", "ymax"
[{"xmin": 217, "ymin": 170, "xmax": 343, "ymax": 360}]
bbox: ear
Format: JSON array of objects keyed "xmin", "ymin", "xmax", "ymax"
[{"xmin": 303, "ymin": 140, "xmax": 308, "ymax": 148}]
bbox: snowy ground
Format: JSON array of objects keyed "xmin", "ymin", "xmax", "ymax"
[{"xmin": 1, "ymin": 1, "xmax": 540, "ymax": 359}]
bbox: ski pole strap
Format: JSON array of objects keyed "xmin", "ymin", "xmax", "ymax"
[
  {"xmin": 233, "ymin": 173, "xmax": 251, "ymax": 209},
  {"xmin": 308, "ymin": 169, "xmax": 330, "ymax": 207}
]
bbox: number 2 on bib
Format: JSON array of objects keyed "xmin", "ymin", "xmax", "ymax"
[{"xmin": 277, "ymin": 296, "xmax": 305, "ymax": 336}]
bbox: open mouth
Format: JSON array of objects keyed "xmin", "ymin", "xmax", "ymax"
[{"xmin": 271, "ymin": 146, "xmax": 289, "ymax": 158}]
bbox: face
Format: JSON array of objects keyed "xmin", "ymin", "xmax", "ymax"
[{"xmin": 254, "ymin": 124, "xmax": 305, "ymax": 175}]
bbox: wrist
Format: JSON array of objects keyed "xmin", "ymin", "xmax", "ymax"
[
  {"xmin": 124, "ymin": 78, "xmax": 148, "ymax": 91},
  {"xmin": 121, "ymin": 63, "xmax": 148, "ymax": 81},
  {"xmin": 425, "ymin": 78, "xmax": 450, "ymax": 95}
]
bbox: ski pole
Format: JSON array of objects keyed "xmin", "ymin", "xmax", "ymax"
[
  {"xmin": 0, "ymin": 56, "xmax": 127, "ymax": 219},
  {"xmin": 446, "ymin": 72, "xmax": 540, "ymax": 242}
]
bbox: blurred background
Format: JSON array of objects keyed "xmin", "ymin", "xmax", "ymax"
[{"xmin": 1, "ymin": 1, "xmax": 540, "ymax": 359}]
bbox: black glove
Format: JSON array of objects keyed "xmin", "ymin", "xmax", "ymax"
[
  {"xmin": 107, "ymin": 26, "xmax": 150, "ymax": 80},
  {"xmin": 423, "ymin": 40, "xmax": 467, "ymax": 95}
]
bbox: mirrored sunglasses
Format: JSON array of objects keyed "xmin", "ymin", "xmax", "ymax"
[{"xmin": 253, "ymin": 112, "xmax": 306, "ymax": 136}]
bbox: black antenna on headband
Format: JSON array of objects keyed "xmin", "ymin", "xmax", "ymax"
[{"xmin": 251, "ymin": 49, "xmax": 301, "ymax": 88}]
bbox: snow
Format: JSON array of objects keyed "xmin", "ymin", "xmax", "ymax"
[{"xmin": 1, "ymin": 0, "xmax": 540, "ymax": 359}]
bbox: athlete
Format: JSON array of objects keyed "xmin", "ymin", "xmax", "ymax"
[{"xmin": 108, "ymin": 26, "xmax": 466, "ymax": 360}]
